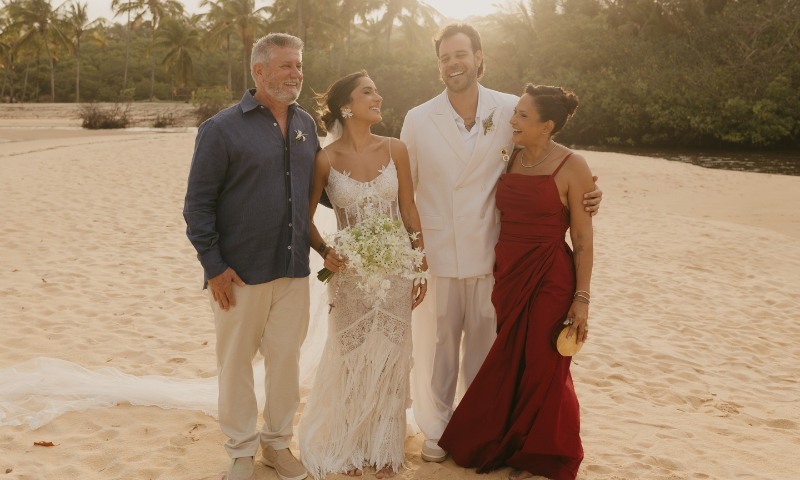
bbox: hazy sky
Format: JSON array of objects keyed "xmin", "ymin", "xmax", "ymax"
[{"xmin": 83, "ymin": 0, "xmax": 502, "ymax": 23}]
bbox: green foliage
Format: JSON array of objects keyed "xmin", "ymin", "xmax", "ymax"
[
  {"xmin": 191, "ymin": 85, "xmax": 233, "ymax": 125},
  {"xmin": 78, "ymin": 103, "xmax": 131, "ymax": 129},
  {"xmin": 153, "ymin": 111, "xmax": 177, "ymax": 128},
  {"xmin": 1, "ymin": 0, "xmax": 797, "ymax": 148}
]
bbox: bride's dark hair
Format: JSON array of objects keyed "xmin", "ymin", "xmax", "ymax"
[{"xmin": 316, "ymin": 70, "xmax": 370, "ymax": 133}]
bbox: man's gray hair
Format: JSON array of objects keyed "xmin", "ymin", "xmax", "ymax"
[{"xmin": 250, "ymin": 33, "xmax": 304, "ymax": 82}]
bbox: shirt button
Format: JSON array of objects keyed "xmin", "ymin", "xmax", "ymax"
[
  {"xmin": 286, "ymin": 171, "xmax": 290, "ymax": 176},
  {"xmin": 288, "ymin": 223, "xmax": 293, "ymax": 227},
  {"xmin": 287, "ymin": 246, "xmax": 292, "ymax": 250},
  {"xmin": 273, "ymin": 122, "xmax": 277, "ymax": 126},
  {"xmin": 288, "ymin": 198, "xmax": 292, "ymax": 202}
]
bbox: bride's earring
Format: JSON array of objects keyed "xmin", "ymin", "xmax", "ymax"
[{"xmin": 341, "ymin": 107, "xmax": 353, "ymax": 119}]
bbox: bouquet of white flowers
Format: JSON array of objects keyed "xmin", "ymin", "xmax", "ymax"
[{"xmin": 317, "ymin": 203, "xmax": 428, "ymax": 303}]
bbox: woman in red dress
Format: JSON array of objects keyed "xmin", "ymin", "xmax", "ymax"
[{"xmin": 438, "ymin": 84, "xmax": 594, "ymax": 480}]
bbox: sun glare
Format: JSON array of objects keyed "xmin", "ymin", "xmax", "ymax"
[{"xmin": 425, "ymin": 0, "xmax": 502, "ymax": 20}]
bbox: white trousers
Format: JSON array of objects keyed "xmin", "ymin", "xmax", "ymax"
[
  {"xmin": 410, "ymin": 275, "xmax": 497, "ymax": 442},
  {"xmin": 210, "ymin": 277, "xmax": 310, "ymax": 458}
]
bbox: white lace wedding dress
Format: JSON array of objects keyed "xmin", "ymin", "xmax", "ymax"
[{"xmin": 298, "ymin": 151, "xmax": 412, "ymax": 479}]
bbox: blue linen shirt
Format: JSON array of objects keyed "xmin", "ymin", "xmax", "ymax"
[{"xmin": 183, "ymin": 89, "xmax": 320, "ymax": 286}]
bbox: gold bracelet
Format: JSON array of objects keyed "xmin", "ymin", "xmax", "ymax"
[
  {"xmin": 573, "ymin": 296, "xmax": 590, "ymax": 304},
  {"xmin": 575, "ymin": 290, "xmax": 591, "ymax": 298}
]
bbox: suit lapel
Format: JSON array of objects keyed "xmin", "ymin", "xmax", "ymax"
[
  {"xmin": 460, "ymin": 86, "xmax": 502, "ymax": 180},
  {"xmin": 430, "ymin": 91, "xmax": 470, "ymax": 165}
]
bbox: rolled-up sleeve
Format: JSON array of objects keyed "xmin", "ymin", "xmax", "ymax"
[{"xmin": 183, "ymin": 118, "xmax": 229, "ymax": 280}]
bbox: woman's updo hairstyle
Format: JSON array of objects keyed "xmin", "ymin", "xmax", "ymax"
[
  {"xmin": 524, "ymin": 84, "xmax": 579, "ymax": 135},
  {"xmin": 316, "ymin": 70, "xmax": 369, "ymax": 133}
]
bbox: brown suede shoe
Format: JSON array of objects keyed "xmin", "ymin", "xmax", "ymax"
[{"xmin": 260, "ymin": 446, "xmax": 308, "ymax": 480}]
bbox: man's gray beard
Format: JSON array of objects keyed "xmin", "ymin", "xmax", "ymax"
[{"xmin": 267, "ymin": 84, "xmax": 302, "ymax": 104}]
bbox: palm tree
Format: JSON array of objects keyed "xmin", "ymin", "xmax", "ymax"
[
  {"xmin": 7, "ymin": 0, "xmax": 67, "ymax": 102},
  {"xmin": 377, "ymin": 0, "xmax": 412, "ymax": 55},
  {"xmin": 200, "ymin": 0, "xmax": 235, "ymax": 98},
  {"xmin": 224, "ymin": 0, "xmax": 266, "ymax": 93},
  {"xmin": 156, "ymin": 15, "xmax": 201, "ymax": 89},
  {"xmin": 63, "ymin": 1, "xmax": 102, "ymax": 102},
  {"xmin": 141, "ymin": 0, "xmax": 184, "ymax": 100},
  {"xmin": 264, "ymin": 0, "xmax": 340, "ymax": 50},
  {"xmin": 391, "ymin": 0, "xmax": 440, "ymax": 50},
  {"xmin": 111, "ymin": 0, "xmax": 145, "ymax": 93},
  {"xmin": 339, "ymin": 0, "xmax": 380, "ymax": 62},
  {"xmin": 0, "ymin": 12, "xmax": 22, "ymax": 100}
]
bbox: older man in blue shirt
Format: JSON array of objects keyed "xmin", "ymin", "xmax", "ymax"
[{"xmin": 184, "ymin": 33, "xmax": 316, "ymax": 480}]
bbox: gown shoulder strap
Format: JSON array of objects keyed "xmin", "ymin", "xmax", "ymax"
[
  {"xmin": 551, "ymin": 152, "xmax": 573, "ymax": 177},
  {"xmin": 322, "ymin": 147, "xmax": 333, "ymax": 167}
]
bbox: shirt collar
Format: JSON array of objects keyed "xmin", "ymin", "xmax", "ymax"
[{"xmin": 446, "ymin": 87, "xmax": 482, "ymax": 123}]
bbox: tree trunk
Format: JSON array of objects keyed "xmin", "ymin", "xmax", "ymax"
[
  {"xmin": 297, "ymin": 0, "xmax": 304, "ymax": 42},
  {"xmin": 384, "ymin": 23, "xmax": 393, "ymax": 56},
  {"xmin": 22, "ymin": 60, "xmax": 30, "ymax": 102},
  {"xmin": 75, "ymin": 40, "xmax": 81, "ymax": 103},
  {"xmin": 43, "ymin": 38, "xmax": 56, "ymax": 102},
  {"xmin": 226, "ymin": 34, "xmax": 232, "ymax": 100},
  {"xmin": 242, "ymin": 40, "xmax": 248, "ymax": 94},
  {"xmin": 123, "ymin": 9, "xmax": 130, "ymax": 91},
  {"xmin": 149, "ymin": 25, "xmax": 156, "ymax": 101}
]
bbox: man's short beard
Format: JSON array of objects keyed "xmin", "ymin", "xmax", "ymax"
[
  {"xmin": 266, "ymin": 82, "xmax": 302, "ymax": 104},
  {"xmin": 442, "ymin": 72, "xmax": 476, "ymax": 93}
]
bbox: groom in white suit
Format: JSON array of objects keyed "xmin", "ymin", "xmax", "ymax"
[{"xmin": 400, "ymin": 23, "xmax": 602, "ymax": 462}]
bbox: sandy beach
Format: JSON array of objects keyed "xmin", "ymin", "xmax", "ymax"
[{"xmin": 1, "ymin": 104, "xmax": 798, "ymax": 480}]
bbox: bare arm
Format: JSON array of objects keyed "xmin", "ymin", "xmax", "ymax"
[
  {"xmin": 391, "ymin": 138, "xmax": 428, "ymax": 309},
  {"xmin": 399, "ymin": 112, "xmax": 419, "ymax": 190},
  {"xmin": 565, "ymin": 154, "xmax": 595, "ymax": 343}
]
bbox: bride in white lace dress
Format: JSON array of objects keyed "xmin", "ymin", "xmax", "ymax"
[{"xmin": 299, "ymin": 71, "xmax": 428, "ymax": 479}]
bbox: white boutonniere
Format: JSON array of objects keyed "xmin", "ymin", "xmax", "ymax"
[
  {"xmin": 295, "ymin": 129, "xmax": 307, "ymax": 142},
  {"xmin": 500, "ymin": 148, "xmax": 510, "ymax": 163},
  {"xmin": 482, "ymin": 108, "xmax": 497, "ymax": 135}
]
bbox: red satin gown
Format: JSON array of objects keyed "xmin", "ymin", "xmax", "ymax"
[{"xmin": 439, "ymin": 153, "xmax": 583, "ymax": 480}]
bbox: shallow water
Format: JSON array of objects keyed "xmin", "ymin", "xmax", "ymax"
[{"xmin": 598, "ymin": 148, "xmax": 800, "ymax": 177}]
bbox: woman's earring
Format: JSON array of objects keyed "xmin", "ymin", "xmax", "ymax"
[{"xmin": 341, "ymin": 107, "xmax": 353, "ymax": 119}]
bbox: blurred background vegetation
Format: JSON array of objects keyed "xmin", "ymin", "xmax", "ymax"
[{"xmin": 1, "ymin": 0, "xmax": 798, "ymax": 148}]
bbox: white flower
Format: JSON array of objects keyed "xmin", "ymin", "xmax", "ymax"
[
  {"xmin": 295, "ymin": 129, "xmax": 307, "ymax": 142},
  {"xmin": 500, "ymin": 148, "xmax": 510, "ymax": 163},
  {"xmin": 317, "ymin": 201, "xmax": 429, "ymax": 304}
]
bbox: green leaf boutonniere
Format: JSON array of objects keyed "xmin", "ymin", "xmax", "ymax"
[
  {"xmin": 482, "ymin": 108, "xmax": 497, "ymax": 135},
  {"xmin": 295, "ymin": 129, "xmax": 307, "ymax": 142}
]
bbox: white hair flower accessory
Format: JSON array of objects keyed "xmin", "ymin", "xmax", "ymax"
[{"xmin": 341, "ymin": 107, "xmax": 353, "ymax": 119}]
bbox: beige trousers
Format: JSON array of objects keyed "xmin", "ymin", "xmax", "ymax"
[
  {"xmin": 410, "ymin": 274, "xmax": 497, "ymax": 442},
  {"xmin": 210, "ymin": 277, "xmax": 310, "ymax": 458}
]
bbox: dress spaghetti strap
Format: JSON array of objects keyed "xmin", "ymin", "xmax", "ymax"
[
  {"xmin": 551, "ymin": 153, "xmax": 573, "ymax": 177},
  {"xmin": 322, "ymin": 148, "xmax": 333, "ymax": 167}
]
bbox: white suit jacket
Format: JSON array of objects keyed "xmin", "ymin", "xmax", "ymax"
[{"xmin": 401, "ymin": 85, "xmax": 518, "ymax": 278}]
